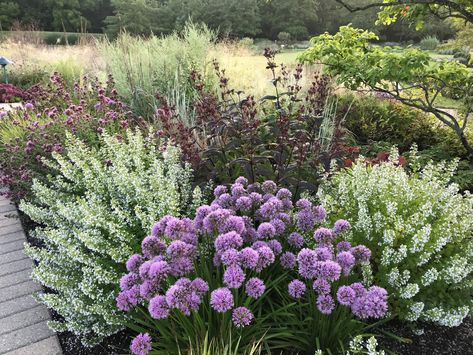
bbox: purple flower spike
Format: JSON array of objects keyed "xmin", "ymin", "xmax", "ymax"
[
  {"xmin": 210, "ymin": 288, "xmax": 234, "ymax": 312},
  {"xmin": 130, "ymin": 333, "xmax": 152, "ymax": 355},
  {"xmin": 232, "ymin": 306, "xmax": 254, "ymax": 328}
]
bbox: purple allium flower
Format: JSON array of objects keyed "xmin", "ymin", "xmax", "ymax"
[
  {"xmin": 151, "ymin": 215, "xmax": 174, "ymax": 236},
  {"xmin": 214, "ymin": 185, "xmax": 227, "ymax": 198},
  {"xmin": 24, "ymin": 102, "xmax": 34, "ymax": 110},
  {"xmin": 336, "ymin": 251, "xmax": 356, "ymax": 274},
  {"xmin": 194, "ymin": 205, "xmax": 212, "ymax": 229},
  {"xmin": 249, "ymin": 192, "xmax": 263, "ymax": 205},
  {"xmin": 267, "ymin": 240, "xmax": 282, "ymax": 255},
  {"xmin": 130, "ymin": 333, "xmax": 152, "ymax": 355},
  {"xmin": 126, "ymin": 254, "xmax": 144, "ymax": 273},
  {"xmin": 191, "ymin": 278, "xmax": 209, "ymax": 296},
  {"xmin": 337, "ymin": 241, "xmax": 352, "ymax": 253},
  {"xmin": 314, "ymin": 228, "xmax": 336, "ymax": 245},
  {"xmin": 220, "ymin": 216, "xmax": 246, "ymax": 235},
  {"xmin": 252, "ymin": 241, "xmax": 267, "ymax": 249},
  {"xmin": 232, "ymin": 306, "xmax": 254, "ymax": 328},
  {"xmin": 215, "ymin": 231, "xmax": 243, "ymax": 253},
  {"xmin": 0, "ymin": 111, "xmax": 7, "ymax": 119},
  {"xmin": 350, "ymin": 283, "xmax": 367, "ymax": 298},
  {"xmin": 317, "ymin": 294, "xmax": 335, "ymax": 315},
  {"xmin": 257, "ymin": 222, "xmax": 276, "ymax": 239},
  {"xmin": 351, "ymin": 245, "xmax": 372, "ymax": 263},
  {"xmin": 236, "ymin": 196, "xmax": 252, "ymax": 211},
  {"xmin": 149, "ymin": 295, "xmax": 170, "ymax": 319},
  {"xmin": 166, "ymin": 278, "xmax": 201, "ymax": 315},
  {"xmin": 255, "ymin": 246, "xmax": 275, "ymax": 272},
  {"xmin": 288, "ymin": 279, "xmax": 306, "ymax": 299},
  {"xmin": 297, "ymin": 248, "xmax": 319, "ymax": 279},
  {"xmin": 231, "ymin": 183, "xmax": 247, "ymax": 197},
  {"xmin": 169, "ymin": 256, "xmax": 194, "ymax": 277},
  {"xmin": 235, "ymin": 176, "xmax": 248, "ymax": 186},
  {"xmin": 139, "ymin": 260, "xmax": 153, "ymax": 279},
  {"xmin": 281, "ymin": 198, "xmax": 293, "ymax": 210},
  {"xmin": 245, "ymin": 277, "xmax": 265, "ymax": 298},
  {"xmin": 210, "ymin": 288, "xmax": 234, "ymax": 312},
  {"xmin": 203, "ymin": 208, "xmax": 232, "ymax": 234},
  {"xmin": 270, "ymin": 218, "xmax": 286, "ymax": 236},
  {"xmin": 120, "ymin": 273, "xmax": 140, "ymax": 291},
  {"xmin": 276, "ymin": 188, "xmax": 292, "ymax": 200},
  {"xmin": 216, "ymin": 193, "xmax": 234, "ymax": 209},
  {"xmin": 116, "ymin": 286, "xmax": 140, "ymax": 311},
  {"xmin": 337, "ymin": 286, "xmax": 356, "ymax": 306},
  {"xmin": 280, "ymin": 251, "xmax": 296, "ymax": 269},
  {"xmin": 167, "ymin": 240, "xmax": 194, "ymax": 259},
  {"xmin": 247, "ymin": 182, "xmax": 260, "ymax": 193},
  {"xmin": 351, "ymin": 286, "xmax": 388, "ymax": 319},
  {"xmin": 319, "ymin": 261, "xmax": 342, "ymax": 282},
  {"xmin": 312, "ymin": 278, "xmax": 331, "ymax": 295},
  {"xmin": 333, "ymin": 219, "xmax": 351, "ymax": 234},
  {"xmin": 314, "ymin": 247, "xmax": 333, "ymax": 261},
  {"xmin": 313, "ymin": 205, "xmax": 327, "ymax": 221},
  {"xmin": 259, "ymin": 197, "xmax": 284, "ymax": 219},
  {"xmin": 140, "ymin": 280, "xmax": 160, "ymax": 300},
  {"xmin": 262, "ymin": 180, "xmax": 277, "ymax": 194},
  {"xmin": 239, "ymin": 247, "xmax": 259, "ymax": 269},
  {"xmin": 288, "ymin": 232, "xmax": 304, "ymax": 248},
  {"xmin": 296, "ymin": 209, "xmax": 315, "ymax": 232},
  {"xmin": 296, "ymin": 198, "xmax": 312, "ymax": 210},
  {"xmin": 149, "ymin": 260, "xmax": 171, "ymax": 279},
  {"xmin": 221, "ymin": 248, "xmax": 240, "ymax": 267},
  {"xmin": 141, "ymin": 236, "xmax": 166, "ymax": 259},
  {"xmin": 224, "ymin": 265, "xmax": 246, "ymax": 289}
]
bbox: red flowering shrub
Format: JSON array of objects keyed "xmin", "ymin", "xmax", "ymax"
[{"xmin": 0, "ymin": 84, "xmax": 31, "ymax": 103}]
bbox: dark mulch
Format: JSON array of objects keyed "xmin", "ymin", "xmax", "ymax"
[
  {"xmin": 379, "ymin": 318, "xmax": 473, "ymax": 355},
  {"xmin": 56, "ymin": 330, "xmax": 131, "ymax": 355}
]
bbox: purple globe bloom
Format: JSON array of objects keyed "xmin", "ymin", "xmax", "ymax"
[
  {"xmin": 314, "ymin": 247, "xmax": 333, "ymax": 262},
  {"xmin": 337, "ymin": 285, "xmax": 356, "ymax": 306},
  {"xmin": 210, "ymin": 288, "xmax": 234, "ymax": 312},
  {"xmin": 259, "ymin": 197, "xmax": 284, "ymax": 219},
  {"xmin": 232, "ymin": 306, "xmax": 254, "ymax": 328},
  {"xmin": 245, "ymin": 277, "xmax": 265, "ymax": 298},
  {"xmin": 255, "ymin": 246, "xmax": 275, "ymax": 272},
  {"xmin": 350, "ymin": 283, "xmax": 367, "ymax": 298},
  {"xmin": 314, "ymin": 205, "xmax": 327, "ymax": 221},
  {"xmin": 276, "ymin": 188, "xmax": 292, "ymax": 200},
  {"xmin": 351, "ymin": 245, "xmax": 372, "ymax": 263},
  {"xmin": 336, "ymin": 241, "xmax": 352, "ymax": 253},
  {"xmin": 312, "ymin": 278, "xmax": 331, "ymax": 295},
  {"xmin": 151, "ymin": 215, "xmax": 174, "ymax": 236},
  {"xmin": 267, "ymin": 240, "xmax": 283, "ymax": 255},
  {"xmin": 203, "ymin": 208, "xmax": 232, "ymax": 234},
  {"xmin": 297, "ymin": 248, "xmax": 319, "ymax": 279},
  {"xmin": 247, "ymin": 182, "xmax": 260, "ymax": 193},
  {"xmin": 317, "ymin": 294, "xmax": 335, "ymax": 315},
  {"xmin": 140, "ymin": 280, "xmax": 160, "ymax": 300},
  {"xmin": 224, "ymin": 265, "xmax": 246, "ymax": 289},
  {"xmin": 231, "ymin": 183, "xmax": 247, "ymax": 198},
  {"xmin": 314, "ymin": 228, "xmax": 336, "ymax": 245},
  {"xmin": 351, "ymin": 286, "xmax": 388, "ymax": 319},
  {"xmin": 296, "ymin": 209, "xmax": 315, "ymax": 232},
  {"xmin": 215, "ymin": 231, "xmax": 243, "ymax": 253},
  {"xmin": 120, "ymin": 273, "xmax": 140, "ymax": 291},
  {"xmin": 141, "ymin": 236, "xmax": 166, "ymax": 259},
  {"xmin": 239, "ymin": 247, "xmax": 259, "ymax": 269},
  {"xmin": 319, "ymin": 261, "xmax": 342, "ymax": 282},
  {"xmin": 296, "ymin": 198, "xmax": 312, "ymax": 210},
  {"xmin": 169, "ymin": 256, "xmax": 194, "ymax": 277},
  {"xmin": 270, "ymin": 218, "xmax": 286, "ymax": 236},
  {"xmin": 249, "ymin": 192, "xmax": 263, "ymax": 205},
  {"xmin": 288, "ymin": 279, "xmax": 306, "ymax": 299},
  {"xmin": 280, "ymin": 251, "xmax": 296, "ymax": 269},
  {"xmin": 236, "ymin": 196, "xmax": 252, "ymax": 212},
  {"xmin": 194, "ymin": 205, "xmax": 212, "ymax": 229},
  {"xmin": 252, "ymin": 241, "xmax": 267, "ymax": 249},
  {"xmin": 214, "ymin": 185, "xmax": 228, "ymax": 198},
  {"xmin": 149, "ymin": 260, "xmax": 171, "ymax": 279},
  {"xmin": 288, "ymin": 232, "xmax": 304, "ymax": 248},
  {"xmin": 221, "ymin": 248, "xmax": 240, "ymax": 267},
  {"xmin": 126, "ymin": 254, "xmax": 144, "ymax": 273},
  {"xmin": 235, "ymin": 176, "xmax": 248, "ymax": 186},
  {"xmin": 336, "ymin": 251, "xmax": 356, "ymax": 274},
  {"xmin": 191, "ymin": 278, "xmax": 209, "ymax": 296},
  {"xmin": 166, "ymin": 278, "xmax": 202, "ymax": 315},
  {"xmin": 217, "ymin": 193, "xmax": 234, "ymax": 209},
  {"xmin": 220, "ymin": 216, "xmax": 246, "ymax": 235},
  {"xmin": 257, "ymin": 222, "xmax": 276, "ymax": 239},
  {"xmin": 139, "ymin": 260, "xmax": 154, "ymax": 279},
  {"xmin": 130, "ymin": 333, "xmax": 152, "ymax": 355},
  {"xmin": 334, "ymin": 219, "xmax": 351, "ymax": 234},
  {"xmin": 262, "ymin": 180, "xmax": 277, "ymax": 194},
  {"xmin": 149, "ymin": 295, "xmax": 170, "ymax": 319},
  {"xmin": 167, "ymin": 240, "xmax": 195, "ymax": 259},
  {"xmin": 116, "ymin": 286, "xmax": 140, "ymax": 312}
]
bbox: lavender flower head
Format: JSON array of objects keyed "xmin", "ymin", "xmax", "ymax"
[
  {"xmin": 337, "ymin": 285, "xmax": 356, "ymax": 306},
  {"xmin": 126, "ymin": 254, "xmax": 144, "ymax": 273},
  {"xmin": 239, "ymin": 247, "xmax": 259, "ymax": 269},
  {"xmin": 312, "ymin": 278, "xmax": 331, "ymax": 295},
  {"xmin": 130, "ymin": 333, "xmax": 152, "ymax": 355},
  {"xmin": 262, "ymin": 180, "xmax": 277, "ymax": 194},
  {"xmin": 149, "ymin": 295, "xmax": 170, "ymax": 319},
  {"xmin": 333, "ymin": 219, "xmax": 351, "ymax": 234},
  {"xmin": 232, "ymin": 306, "xmax": 254, "ymax": 328},
  {"xmin": 214, "ymin": 185, "xmax": 227, "ymax": 198},
  {"xmin": 210, "ymin": 288, "xmax": 234, "ymax": 312},
  {"xmin": 288, "ymin": 279, "xmax": 306, "ymax": 299},
  {"xmin": 337, "ymin": 241, "xmax": 352, "ymax": 253},
  {"xmin": 246, "ymin": 277, "xmax": 265, "ymax": 298},
  {"xmin": 141, "ymin": 236, "xmax": 166, "ymax": 259},
  {"xmin": 317, "ymin": 294, "xmax": 335, "ymax": 315},
  {"xmin": 314, "ymin": 228, "xmax": 336, "ymax": 245},
  {"xmin": 280, "ymin": 251, "xmax": 296, "ymax": 269},
  {"xmin": 351, "ymin": 245, "xmax": 372, "ymax": 263},
  {"xmin": 351, "ymin": 286, "xmax": 388, "ymax": 319},
  {"xmin": 288, "ymin": 232, "xmax": 304, "ymax": 248},
  {"xmin": 235, "ymin": 176, "xmax": 248, "ymax": 186},
  {"xmin": 224, "ymin": 265, "xmax": 246, "ymax": 289},
  {"xmin": 257, "ymin": 222, "xmax": 276, "ymax": 239}
]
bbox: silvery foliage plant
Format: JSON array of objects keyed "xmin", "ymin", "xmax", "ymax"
[
  {"xmin": 20, "ymin": 130, "xmax": 202, "ymax": 345},
  {"xmin": 318, "ymin": 146, "xmax": 473, "ymax": 326}
]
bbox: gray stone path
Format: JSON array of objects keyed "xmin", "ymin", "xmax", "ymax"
[{"xmin": 0, "ymin": 192, "xmax": 62, "ymax": 355}]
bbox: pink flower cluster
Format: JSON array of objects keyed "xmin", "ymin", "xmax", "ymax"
[{"xmin": 119, "ymin": 177, "xmax": 388, "ymax": 355}]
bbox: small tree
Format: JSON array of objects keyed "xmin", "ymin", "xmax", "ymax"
[{"xmin": 300, "ymin": 26, "xmax": 473, "ymax": 159}]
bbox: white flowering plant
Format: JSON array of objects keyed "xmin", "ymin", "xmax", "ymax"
[
  {"xmin": 318, "ymin": 147, "xmax": 473, "ymax": 326},
  {"xmin": 19, "ymin": 130, "xmax": 202, "ymax": 345}
]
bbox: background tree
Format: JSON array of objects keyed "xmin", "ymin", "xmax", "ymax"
[{"xmin": 0, "ymin": 1, "xmax": 20, "ymax": 30}]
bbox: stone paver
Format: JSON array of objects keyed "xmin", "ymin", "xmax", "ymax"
[{"xmin": 0, "ymin": 192, "xmax": 62, "ymax": 355}]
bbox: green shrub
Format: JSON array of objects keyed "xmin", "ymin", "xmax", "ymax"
[
  {"xmin": 238, "ymin": 37, "xmax": 254, "ymax": 47},
  {"xmin": 19, "ymin": 131, "xmax": 202, "ymax": 345},
  {"xmin": 99, "ymin": 22, "xmax": 215, "ymax": 120},
  {"xmin": 419, "ymin": 36, "xmax": 440, "ymax": 50},
  {"xmin": 9, "ymin": 65, "xmax": 49, "ymax": 89},
  {"xmin": 318, "ymin": 149, "xmax": 473, "ymax": 326}
]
